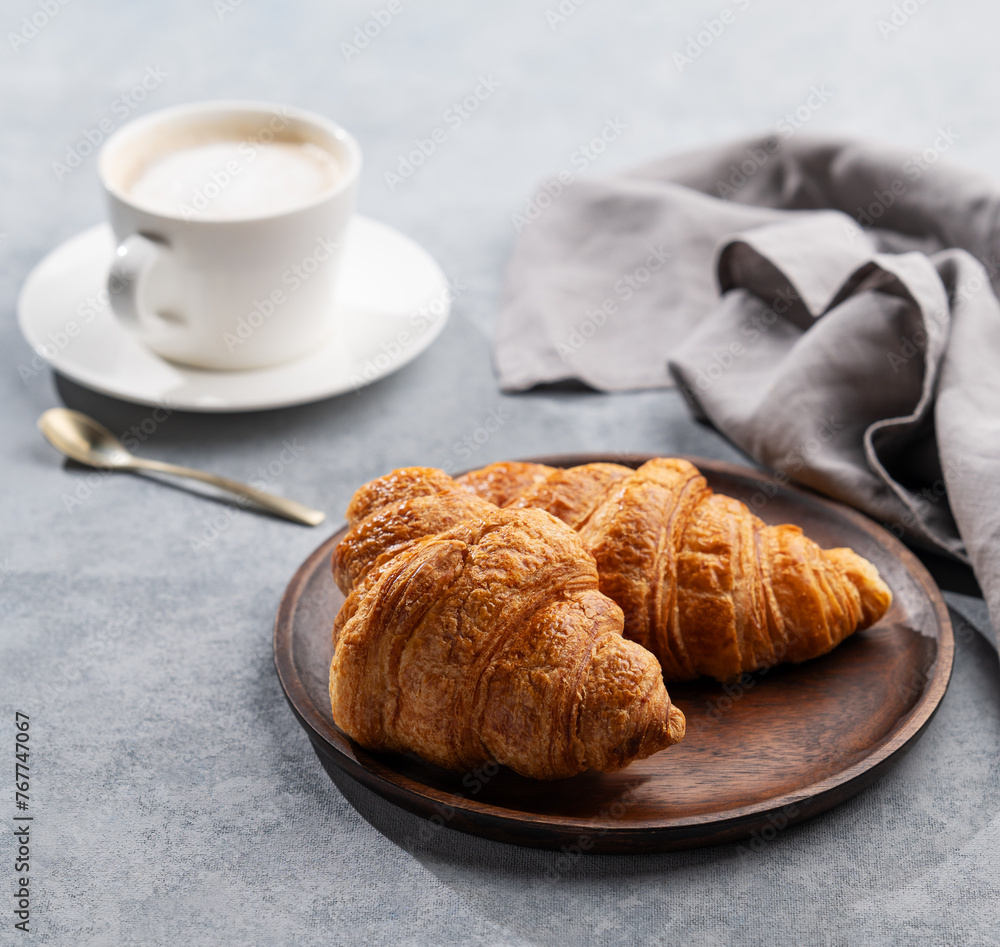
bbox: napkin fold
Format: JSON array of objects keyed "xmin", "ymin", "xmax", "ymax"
[{"xmin": 496, "ymin": 135, "xmax": 1000, "ymax": 649}]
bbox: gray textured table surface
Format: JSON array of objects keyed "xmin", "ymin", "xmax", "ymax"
[{"xmin": 3, "ymin": 1, "xmax": 1000, "ymax": 944}]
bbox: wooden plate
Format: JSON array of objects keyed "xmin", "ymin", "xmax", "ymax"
[{"xmin": 274, "ymin": 455, "xmax": 953, "ymax": 853}]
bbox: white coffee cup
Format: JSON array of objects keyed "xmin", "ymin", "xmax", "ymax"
[{"xmin": 98, "ymin": 100, "xmax": 362, "ymax": 370}]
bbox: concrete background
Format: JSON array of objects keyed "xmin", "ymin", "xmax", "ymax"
[{"xmin": 2, "ymin": 0, "xmax": 999, "ymax": 944}]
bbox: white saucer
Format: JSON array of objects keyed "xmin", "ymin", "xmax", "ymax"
[{"xmin": 17, "ymin": 216, "xmax": 451, "ymax": 412}]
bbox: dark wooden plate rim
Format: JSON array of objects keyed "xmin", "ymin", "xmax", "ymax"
[{"xmin": 274, "ymin": 454, "xmax": 954, "ymax": 843}]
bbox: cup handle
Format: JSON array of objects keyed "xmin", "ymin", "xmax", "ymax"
[{"xmin": 108, "ymin": 232, "xmax": 168, "ymax": 334}]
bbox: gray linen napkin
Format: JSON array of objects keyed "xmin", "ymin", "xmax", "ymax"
[{"xmin": 495, "ymin": 135, "xmax": 1000, "ymax": 649}]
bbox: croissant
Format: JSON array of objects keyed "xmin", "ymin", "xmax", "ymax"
[
  {"xmin": 457, "ymin": 458, "xmax": 893, "ymax": 683},
  {"xmin": 329, "ymin": 468, "xmax": 686, "ymax": 780}
]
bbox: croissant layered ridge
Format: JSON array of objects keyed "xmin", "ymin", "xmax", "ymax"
[
  {"xmin": 457, "ymin": 458, "xmax": 893, "ymax": 682},
  {"xmin": 330, "ymin": 469, "xmax": 685, "ymax": 780}
]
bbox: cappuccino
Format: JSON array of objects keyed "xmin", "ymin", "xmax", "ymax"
[
  {"xmin": 128, "ymin": 138, "xmax": 344, "ymax": 220},
  {"xmin": 100, "ymin": 102, "xmax": 361, "ymax": 369}
]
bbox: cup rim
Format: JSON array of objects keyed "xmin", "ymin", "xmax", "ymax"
[{"xmin": 98, "ymin": 99, "xmax": 363, "ymax": 224}]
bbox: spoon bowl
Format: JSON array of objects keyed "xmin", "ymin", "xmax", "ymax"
[{"xmin": 38, "ymin": 408, "xmax": 134, "ymax": 468}]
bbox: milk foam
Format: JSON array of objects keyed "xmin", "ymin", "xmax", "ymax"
[{"xmin": 128, "ymin": 139, "xmax": 343, "ymax": 219}]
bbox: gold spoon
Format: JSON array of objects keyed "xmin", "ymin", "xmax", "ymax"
[{"xmin": 38, "ymin": 408, "xmax": 326, "ymax": 527}]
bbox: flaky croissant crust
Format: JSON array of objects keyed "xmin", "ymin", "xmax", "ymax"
[
  {"xmin": 457, "ymin": 458, "xmax": 893, "ymax": 683},
  {"xmin": 330, "ymin": 468, "xmax": 685, "ymax": 780}
]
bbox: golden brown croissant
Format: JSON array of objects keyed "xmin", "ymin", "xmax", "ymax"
[
  {"xmin": 329, "ymin": 468, "xmax": 685, "ymax": 780},
  {"xmin": 457, "ymin": 458, "xmax": 893, "ymax": 683}
]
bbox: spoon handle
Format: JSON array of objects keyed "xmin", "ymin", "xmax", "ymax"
[{"xmin": 130, "ymin": 457, "xmax": 326, "ymax": 526}]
